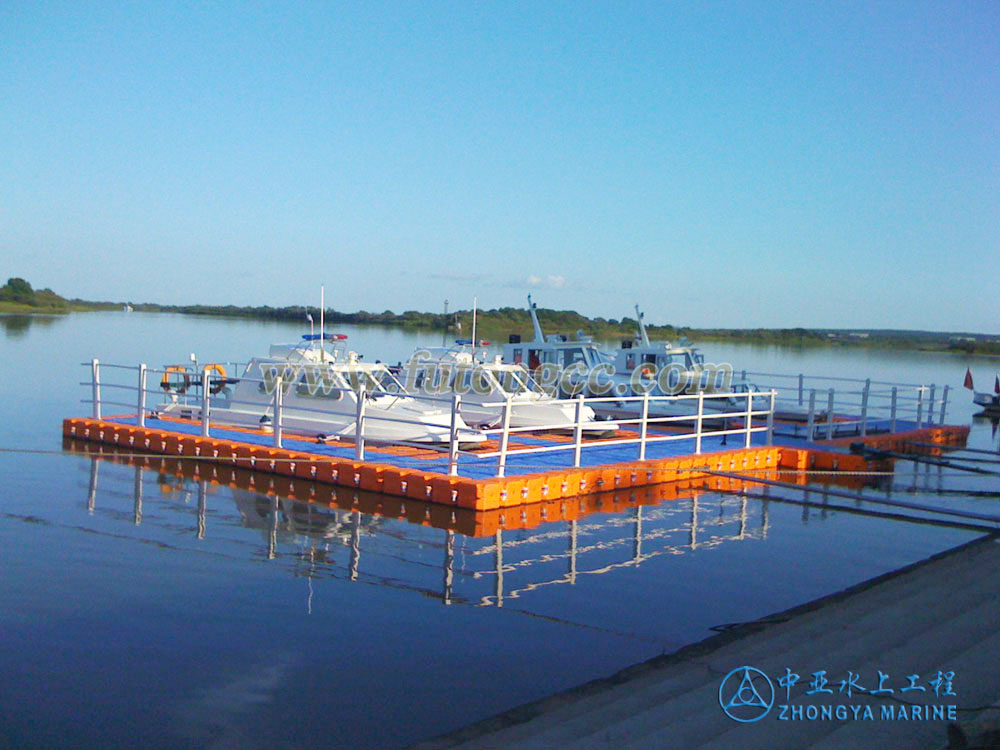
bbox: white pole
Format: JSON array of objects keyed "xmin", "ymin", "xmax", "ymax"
[
  {"xmin": 639, "ymin": 389, "xmax": 650, "ymax": 461},
  {"xmin": 448, "ymin": 394, "xmax": 461, "ymax": 476},
  {"xmin": 274, "ymin": 376, "xmax": 283, "ymax": 448},
  {"xmin": 320, "ymin": 285, "xmax": 325, "ymax": 363},
  {"xmin": 939, "ymin": 385, "xmax": 950, "ymax": 424},
  {"xmin": 201, "ymin": 368, "xmax": 211, "ymax": 437},
  {"xmin": 825, "ymin": 388, "xmax": 835, "ymax": 440},
  {"xmin": 916, "ymin": 387, "xmax": 924, "ymax": 428},
  {"xmin": 860, "ymin": 378, "xmax": 870, "ymax": 437},
  {"xmin": 766, "ymin": 390, "xmax": 775, "ymax": 446},
  {"xmin": 890, "ymin": 386, "xmax": 898, "ymax": 433},
  {"xmin": 695, "ymin": 392, "xmax": 704, "ymax": 454},
  {"xmin": 355, "ymin": 383, "xmax": 366, "ymax": 461},
  {"xmin": 91, "ymin": 359, "xmax": 101, "ymax": 419},
  {"xmin": 137, "ymin": 364, "xmax": 147, "ymax": 427},
  {"xmin": 573, "ymin": 394, "xmax": 584, "ymax": 467},
  {"xmin": 806, "ymin": 389, "xmax": 816, "ymax": 441},
  {"xmin": 497, "ymin": 394, "xmax": 512, "ymax": 477},
  {"xmin": 744, "ymin": 390, "xmax": 754, "ymax": 448}
]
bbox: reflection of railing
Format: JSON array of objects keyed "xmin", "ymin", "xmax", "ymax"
[
  {"xmin": 73, "ymin": 444, "xmax": 771, "ymax": 611},
  {"xmin": 469, "ymin": 497, "xmax": 766, "ymax": 607},
  {"xmin": 736, "ymin": 370, "xmax": 949, "ymax": 439},
  {"xmin": 82, "ymin": 359, "xmax": 778, "ymax": 477}
]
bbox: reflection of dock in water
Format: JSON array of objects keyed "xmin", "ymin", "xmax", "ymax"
[
  {"xmin": 69, "ymin": 439, "xmax": 778, "ymax": 610},
  {"xmin": 69, "ymin": 437, "xmax": 994, "ymax": 615}
]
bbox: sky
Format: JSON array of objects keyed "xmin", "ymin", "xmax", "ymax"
[{"xmin": 1, "ymin": 1, "xmax": 997, "ymax": 332}]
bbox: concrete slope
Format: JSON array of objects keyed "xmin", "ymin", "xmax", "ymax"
[{"xmin": 417, "ymin": 535, "xmax": 1000, "ymax": 750}]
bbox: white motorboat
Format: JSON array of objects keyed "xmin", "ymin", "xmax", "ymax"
[
  {"xmin": 398, "ymin": 343, "xmax": 616, "ymax": 434},
  {"xmin": 156, "ymin": 334, "xmax": 487, "ymax": 446},
  {"xmin": 501, "ymin": 295, "xmax": 614, "ymax": 397}
]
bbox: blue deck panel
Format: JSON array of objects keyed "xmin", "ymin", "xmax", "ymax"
[{"xmin": 105, "ymin": 415, "xmax": 925, "ymax": 481}]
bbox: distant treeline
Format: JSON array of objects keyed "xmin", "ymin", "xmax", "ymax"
[
  {"xmin": 3, "ymin": 277, "xmax": 998, "ymax": 355},
  {"xmin": 0, "ymin": 277, "xmax": 74, "ymax": 311}
]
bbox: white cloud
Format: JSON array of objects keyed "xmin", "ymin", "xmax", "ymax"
[{"xmin": 525, "ymin": 274, "xmax": 567, "ymax": 289}]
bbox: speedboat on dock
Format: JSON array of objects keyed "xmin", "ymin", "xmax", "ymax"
[
  {"xmin": 399, "ymin": 343, "xmax": 616, "ymax": 435},
  {"xmin": 156, "ymin": 334, "xmax": 488, "ymax": 446}
]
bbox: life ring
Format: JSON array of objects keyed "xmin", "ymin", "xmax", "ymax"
[
  {"xmin": 161, "ymin": 366, "xmax": 192, "ymax": 393},
  {"xmin": 639, "ymin": 364, "xmax": 655, "ymax": 379},
  {"xmin": 204, "ymin": 363, "xmax": 228, "ymax": 394}
]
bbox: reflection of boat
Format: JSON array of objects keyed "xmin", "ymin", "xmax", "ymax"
[
  {"xmin": 157, "ymin": 335, "xmax": 487, "ymax": 446},
  {"xmin": 232, "ymin": 489, "xmax": 381, "ymax": 542},
  {"xmin": 399, "ymin": 344, "xmax": 615, "ymax": 434}
]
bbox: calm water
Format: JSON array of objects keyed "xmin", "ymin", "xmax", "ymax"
[{"xmin": 1, "ymin": 312, "xmax": 997, "ymax": 748}]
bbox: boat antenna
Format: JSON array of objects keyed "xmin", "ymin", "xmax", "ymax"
[
  {"xmin": 635, "ymin": 304, "xmax": 650, "ymax": 347},
  {"xmin": 528, "ymin": 294, "xmax": 544, "ymax": 342},
  {"xmin": 471, "ymin": 296, "xmax": 478, "ymax": 360},
  {"xmin": 320, "ymin": 285, "xmax": 325, "ymax": 363}
]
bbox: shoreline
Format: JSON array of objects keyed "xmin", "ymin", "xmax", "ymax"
[{"xmin": 2, "ymin": 305, "xmax": 998, "ymax": 357}]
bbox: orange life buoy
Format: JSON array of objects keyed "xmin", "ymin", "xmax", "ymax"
[
  {"xmin": 204, "ymin": 363, "xmax": 228, "ymax": 394},
  {"xmin": 160, "ymin": 366, "xmax": 192, "ymax": 393}
]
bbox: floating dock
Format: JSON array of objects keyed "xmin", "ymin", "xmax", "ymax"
[
  {"xmin": 62, "ymin": 415, "xmax": 969, "ymax": 511},
  {"xmin": 65, "ymin": 435, "xmax": 905, "ymax": 539}
]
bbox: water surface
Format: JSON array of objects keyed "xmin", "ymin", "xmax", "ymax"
[{"xmin": 1, "ymin": 312, "xmax": 996, "ymax": 747}]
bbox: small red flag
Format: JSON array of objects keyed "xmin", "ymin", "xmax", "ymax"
[{"xmin": 963, "ymin": 368, "xmax": 974, "ymax": 390}]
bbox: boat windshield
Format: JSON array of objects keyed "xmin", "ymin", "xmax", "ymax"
[
  {"xmin": 451, "ymin": 366, "xmax": 498, "ymax": 395},
  {"xmin": 499, "ymin": 368, "xmax": 543, "ymax": 395},
  {"xmin": 341, "ymin": 367, "xmax": 390, "ymax": 394}
]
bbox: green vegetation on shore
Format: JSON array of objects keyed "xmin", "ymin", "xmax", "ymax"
[{"xmin": 3, "ymin": 277, "xmax": 998, "ymax": 355}]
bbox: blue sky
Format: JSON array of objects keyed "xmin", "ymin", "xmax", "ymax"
[{"xmin": 1, "ymin": 1, "xmax": 997, "ymax": 331}]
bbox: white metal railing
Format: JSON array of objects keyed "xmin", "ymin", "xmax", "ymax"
[
  {"xmin": 736, "ymin": 370, "xmax": 949, "ymax": 440},
  {"xmin": 82, "ymin": 359, "xmax": 779, "ymax": 478}
]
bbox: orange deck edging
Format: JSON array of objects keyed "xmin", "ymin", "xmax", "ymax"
[{"xmin": 62, "ymin": 417, "xmax": 940, "ymax": 512}]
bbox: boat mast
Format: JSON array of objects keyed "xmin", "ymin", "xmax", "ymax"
[
  {"xmin": 320, "ymin": 285, "xmax": 326, "ymax": 363},
  {"xmin": 528, "ymin": 295, "xmax": 545, "ymax": 342},
  {"xmin": 635, "ymin": 304, "xmax": 650, "ymax": 347},
  {"xmin": 471, "ymin": 296, "xmax": 478, "ymax": 360}
]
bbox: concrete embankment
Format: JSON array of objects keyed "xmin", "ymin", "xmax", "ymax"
[{"xmin": 418, "ymin": 535, "xmax": 1000, "ymax": 750}]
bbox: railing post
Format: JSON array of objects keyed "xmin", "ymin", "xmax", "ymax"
[
  {"xmin": 806, "ymin": 389, "xmax": 816, "ymax": 441},
  {"xmin": 915, "ymin": 387, "xmax": 924, "ymax": 429},
  {"xmin": 137, "ymin": 364, "xmax": 147, "ymax": 427},
  {"xmin": 638, "ymin": 389, "xmax": 650, "ymax": 461},
  {"xmin": 497, "ymin": 394, "xmax": 512, "ymax": 477},
  {"xmin": 939, "ymin": 385, "xmax": 949, "ymax": 424},
  {"xmin": 695, "ymin": 392, "xmax": 704, "ymax": 455},
  {"xmin": 201, "ymin": 367, "xmax": 211, "ymax": 437},
  {"xmin": 274, "ymin": 376, "xmax": 283, "ymax": 449},
  {"xmin": 825, "ymin": 388, "xmax": 835, "ymax": 440},
  {"xmin": 766, "ymin": 390, "xmax": 775, "ymax": 446},
  {"xmin": 355, "ymin": 384, "xmax": 366, "ymax": 461},
  {"xmin": 798, "ymin": 373, "xmax": 804, "ymax": 406},
  {"xmin": 927, "ymin": 385, "xmax": 936, "ymax": 425},
  {"xmin": 890, "ymin": 386, "xmax": 898, "ymax": 433},
  {"xmin": 91, "ymin": 359, "xmax": 101, "ymax": 419},
  {"xmin": 860, "ymin": 378, "xmax": 870, "ymax": 437},
  {"xmin": 744, "ymin": 391, "xmax": 754, "ymax": 448},
  {"xmin": 572, "ymin": 394, "xmax": 584, "ymax": 467},
  {"xmin": 448, "ymin": 393, "xmax": 461, "ymax": 476}
]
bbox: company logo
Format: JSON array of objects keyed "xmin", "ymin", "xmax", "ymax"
[{"xmin": 718, "ymin": 666, "xmax": 775, "ymax": 723}]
